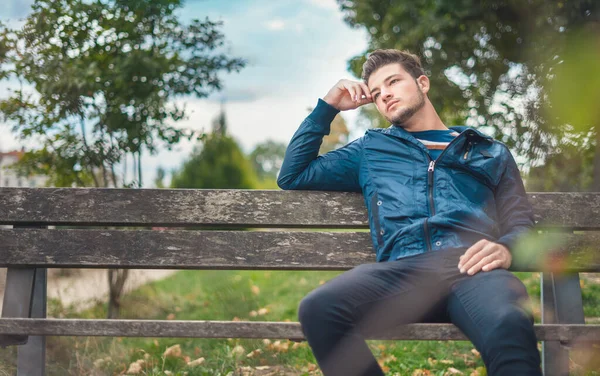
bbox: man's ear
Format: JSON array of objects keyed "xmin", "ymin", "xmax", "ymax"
[{"xmin": 416, "ymin": 75, "xmax": 430, "ymax": 94}]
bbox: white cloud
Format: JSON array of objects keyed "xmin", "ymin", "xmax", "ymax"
[
  {"xmin": 305, "ymin": 0, "xmax": 339, "ymax": 11},
  {"xmin": 264, "ymin": 19, "xmax": 286, "ymax": 31}
]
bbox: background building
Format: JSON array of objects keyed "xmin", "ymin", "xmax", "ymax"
[{"xmin": 0, "ymin": 150, "xmax": 48, "ymax": 187}]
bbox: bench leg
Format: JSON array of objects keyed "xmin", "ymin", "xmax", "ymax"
[
  {"xmin": 541, "ymin": 272, "xmax": 585, "ymax": 376},
  {"xmin": 0, "ymin": 268, "xmax": 36, "ymax": 346},
  {"xmin": 17, "ymin": 268, "xmax": 47, "ymax": 376}
]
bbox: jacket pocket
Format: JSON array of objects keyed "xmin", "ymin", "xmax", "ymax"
[{"xmin": 370, "ymin": 192, "xmax": 384, "ymax": 247}]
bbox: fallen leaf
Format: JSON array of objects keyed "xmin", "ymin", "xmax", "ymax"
[
  {"xmin": 251, "ymin": 285, "xmax": 260, "ymax": 295},
  {"xmin": 163, "ymin": 344, "xmax": 182, "ymax": 358},
  {"xmin": 471, "ymin": 349, "xmax": 481, "ymax": 358},
  {"xmin": 126, "ymin": 359, "xmax": 144, "ymax": 374},
  {"xmin": 166, "ymin": 313, "xmax": 176, "ymax": 320},
  {"xmin": 412, "ymin": 369, "xmax": 432, "ymax": 376},
  {"xmin": 232, "ymin": 345, "xmax": 246, "ymax": 356},
  {"xmin": 246, "ymin": 349, "xmax": 263, "ymax": 358},
  {"xmin": 446, "ymin": 368, "xmax": 463, "ymax": 375},
  {"xmin": 257, "ymin": 308, "xmax": 269, "ymax": 315},
  {"xmin": 93, "ymin": 359, "xmax": 105, "ymax": 368},
  {"xmin": 187, "ymin": 357, "xmax": 205, "ymax": 367}
]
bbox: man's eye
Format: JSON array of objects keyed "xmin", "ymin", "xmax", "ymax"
[
  {"xmin": 390, "ymin": 79, "xmax": 399, "ymax": 85},
  {"xmin": 373, "ymin": 93, "xmax": 380, "ymax": 100}
]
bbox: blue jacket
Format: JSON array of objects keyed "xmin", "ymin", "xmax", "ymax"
[{"xmin": 278, "ymin": 99, "xmax": 534, "ymax": 262}]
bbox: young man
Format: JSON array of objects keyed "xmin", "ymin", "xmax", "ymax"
[{"xmin": 278, "ymin": 49, "xmax": 541, "ymax": 376}]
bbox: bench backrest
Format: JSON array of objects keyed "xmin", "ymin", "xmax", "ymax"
[{"xmin": 1, "ymin": 188, "xmax": 599, "ymax": 272}]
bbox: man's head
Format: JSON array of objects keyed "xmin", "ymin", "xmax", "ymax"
[{"xmin": 363, "ymin": 49, "xmax": 429, "ymax": 125}]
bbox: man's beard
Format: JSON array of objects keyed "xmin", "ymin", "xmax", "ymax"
[{"xmin": 387, "ymin": 88, "xmax": 425, "ymax": 125}]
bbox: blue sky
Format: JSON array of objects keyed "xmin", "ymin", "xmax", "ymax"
[{"xmin": 0, "ymin": 0, "xmax": 369, "ymax": 186}]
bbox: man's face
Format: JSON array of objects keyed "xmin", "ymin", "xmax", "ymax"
[{"xmin": 367, "ymin": 63, "xmax": 426, "ymax": 125}]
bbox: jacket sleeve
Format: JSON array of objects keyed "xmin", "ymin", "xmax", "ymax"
[
  {"xmin": 494, "ymin": 146, "xmax": 535, "ymax": 252},
  {"xmin": 277, "ymin": 99, "xmax": 363, "ymax": 192}
]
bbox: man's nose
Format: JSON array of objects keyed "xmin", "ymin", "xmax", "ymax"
[{"xmin": 381, "ymin": 88, "xmax": 393, "ymax": 102}]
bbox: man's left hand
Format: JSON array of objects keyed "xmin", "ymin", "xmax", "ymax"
[{"xmin": 458, "ymin": 239, "xmax": 512, "ymax": 275}]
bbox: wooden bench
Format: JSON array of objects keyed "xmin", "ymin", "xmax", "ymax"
[{"xmin": 0, "ymin": 187, "xmax": 599, "ymax": 375}]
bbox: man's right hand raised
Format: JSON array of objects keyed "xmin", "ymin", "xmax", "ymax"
[{"xmin": 322, "ymin": 79, "xmax": 373, "ymax": 111}]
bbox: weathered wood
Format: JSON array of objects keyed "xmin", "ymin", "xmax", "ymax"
[
  {"xmin": 1, "ymin": 229, "xmax": 599, "ymax": 271},
  {"xmin": 17, "ymin": 268, "xmax": 47, "ymax": 376},
  {"xmin": 0, "ymin": 188, "xmax": 367, "ymax": 228},
  {"xmin": 541, "ymin": 273, "xmax": 570, "ymax": 376},
  {"xmin": 0, "ymin": 319, "xmax": 598, "ymax": 342},
  {"xmin": 0, "ymin": 268, "xmax": 36, "ymax": 346},
  {"xmin": 2, "ymin": 188, "xmax": 600, "ymax": 229}
]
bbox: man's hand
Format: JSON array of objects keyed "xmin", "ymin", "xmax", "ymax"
[
  {"xmin": 323, "ymin": 79, "xmax": 373, "ymax": 111},
  {"xmin": 458, "ymin": 239, "xmax": 512, "ymax": 276}
]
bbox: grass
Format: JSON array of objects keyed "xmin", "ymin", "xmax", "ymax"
[{"xmin": 1, "ymin": 270, "xmax": 599, "ymax": 375}]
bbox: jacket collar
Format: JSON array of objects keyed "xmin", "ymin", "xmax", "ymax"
[{"xmin": 373, "ymin": 124, "xmax": 493, "ymax": 142}]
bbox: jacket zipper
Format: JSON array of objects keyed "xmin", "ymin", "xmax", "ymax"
[
  {"xmin": 463, "ymin": 141, "xmax": 473, "ymax": 160},
  {"xmin": 424, "ymin": 160, "xmax": 435, "ymax": 251},
  {"xmin": 422, "ymin": 131, "xmax": 473, "ymax": 251}
]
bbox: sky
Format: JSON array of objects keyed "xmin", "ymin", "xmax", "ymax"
[{"xmin": 0, "ymin": 0, "xmax": 370, "ymax": 186}]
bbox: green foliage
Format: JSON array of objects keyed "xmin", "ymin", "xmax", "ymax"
[
  {"xmin": 526, "ymin": 134, "xmax": 595, "ymax": 192},
  {"xmin": 320, "ymin": 113, "xmax": 349, "ymax": 154},
  {"xmin": 0, "ymin": 0, "xmax": 245, "ymax": 187},
  {"xmin": 154, "ymin": 166, "xmax": 167, "ymax": 188},
  {"xmin": 249, "ymin": 140, "xmax": 286, "ymax": 181},
  {"xmin": 171, "ymin": 133, "xmax": 257, "ymax": 189},
  {"xmin": 339, "ymin": 0, "xmax": 599, "ymax": 187}
]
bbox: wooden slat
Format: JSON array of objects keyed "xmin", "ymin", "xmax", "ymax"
[
  {"xmin": 1, "ymin": 229, "xmax": 599, "ymax": 272},
  {"xmin": 2, "ymin": 188, "xmax": 600, "ymax": 229},
  {"xmin": 0, "ymin": 319, "xmax": 598, "ymax": 341},
  {"xmin": 0, "ymin": 188, "xmax": 367, "ymax": 228}
]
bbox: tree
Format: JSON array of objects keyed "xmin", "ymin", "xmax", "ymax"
[
  {"xmin": 338, "ymin": 0, "xmax": 600, "ymax": 189},
  {"xmin": 154, "ymin": 166, "xmax": 167, "ymax": 188},
  {"xmin": 0, "ymin": 0, "xmax": 245, "ymax": 317},
  {"xmin": 249, "ymin": 140, "xmax": 286, "ymax": 182},
  {"xmin": 171, "ymin": 109, "xmax": 257, "ymax": 189},
  {"xmin": 320, "ymin": 112, "xmax": 350, "ymax": 154}
]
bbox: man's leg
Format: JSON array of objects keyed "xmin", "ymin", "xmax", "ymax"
[
  {"xmin": 298, "ymin": 251, "xmax": 453, "ymax": 376},
  {"xmin": 447, "ymin": 268, "xmax": 542, "ymax": 376}
]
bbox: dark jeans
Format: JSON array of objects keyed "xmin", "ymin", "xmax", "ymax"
[{"xmin": 298, "ymin": 247, "xmax": 541, "ymax": 376}]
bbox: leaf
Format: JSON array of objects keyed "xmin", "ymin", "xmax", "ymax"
[
  {"xmin": 163, "ymin": 344, "xmax": 182, "ymax": 358},
  {"xmin": 187, "ymin": 357, "xmax": 205, "ymax": 367},
  {"xmin": 126, "ymin": 359, "xmax": 144, "ymax": 374}
]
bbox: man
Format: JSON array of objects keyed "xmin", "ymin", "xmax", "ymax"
[{"xmin": 277, "ymin": 49, "xmax": 541, "ymax": 376}]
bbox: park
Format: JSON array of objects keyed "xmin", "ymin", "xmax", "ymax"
[{"xmin": 1, "ymin": 0, "xmax": 600, "ymax": 375}]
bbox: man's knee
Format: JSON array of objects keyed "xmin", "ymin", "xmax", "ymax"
[
  {"xmin": 298, "ymin": 289, "xmax": 332, "ymax": 324},
  {"xmin": 298, "ymin": 287, "xmax": 353, "ymax": 327}
]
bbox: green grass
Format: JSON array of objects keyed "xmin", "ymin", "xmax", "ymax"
[{"xmin": 1, "ymin": 270, "xmax": 599, "ymax": 375}]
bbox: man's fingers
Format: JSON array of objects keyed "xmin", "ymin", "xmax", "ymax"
[
  {"xmin": 344, "ymin": 84, "xmax": 357, "ymax": 102},
  {"xmin": 467, "ymin": 253, "xmax": 498, "ymax": 275},
  {"xmin": 482, "ymin": 259, "xmax": 504, "ymax": 272},
  {"xmin": 458, "ymin": 240, "xmax": 490, "ymax": 271},
  {"xmin": 359, "ymin": 82, "xmax": 372, "ymax": 101},
  {"xmin": 459, "ymin": 239, "xmax": 487, "ymax": 266}
]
